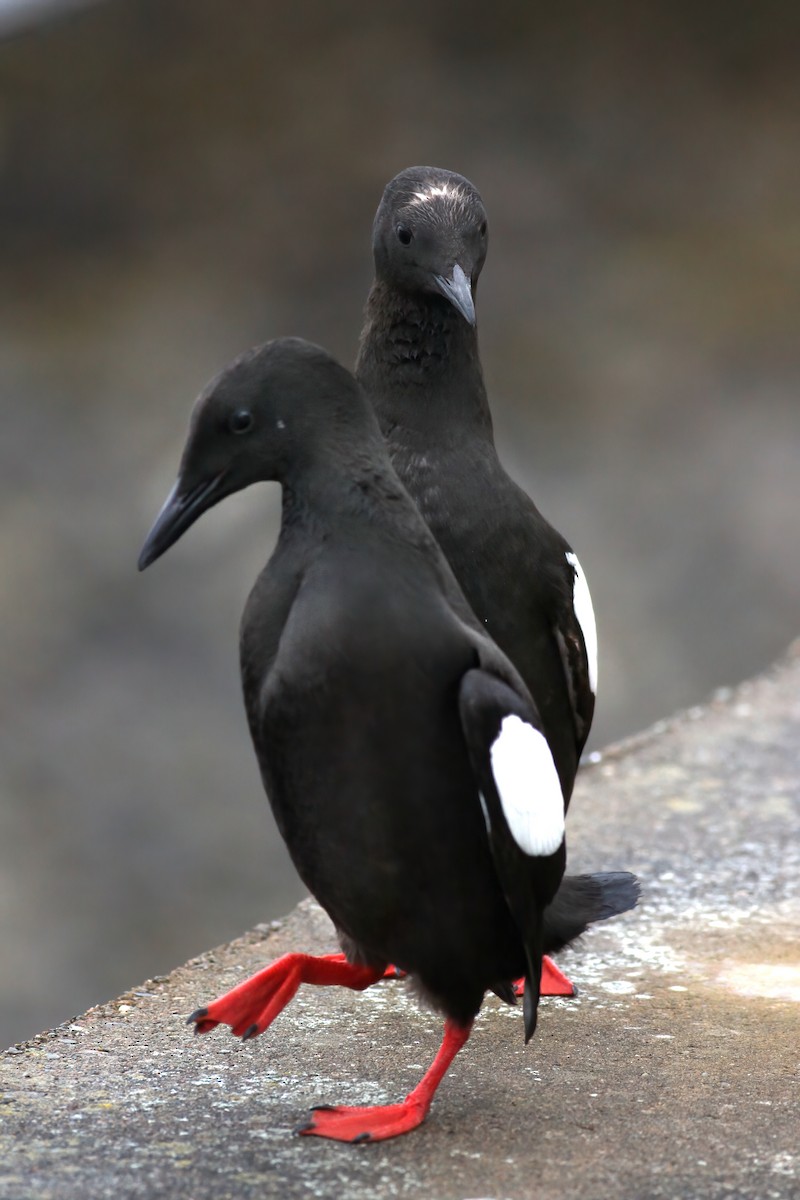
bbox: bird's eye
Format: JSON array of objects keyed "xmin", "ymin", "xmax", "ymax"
[
  {"xmin": 396, "ymin": 224, "xmax": 413, "ymax": 246},
  {"xmin": 479, "ymin": 220, "xmax": 487, "ymax": 237},
  {"xmin": 229, "ymin": 409, "xmax": 254, "ymax": 434}
]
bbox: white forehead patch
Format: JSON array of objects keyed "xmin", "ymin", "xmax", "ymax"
[
  {"xmin": 566, "ymin": 551, "xmax": 598, "ymax": 695},
  {"xmin": 411, "ymin": 183, "xmax": 462, "ymax": 205},
  {"xmin": 489, "ymin": 715, "xmax": 565, "ymax": 857}
]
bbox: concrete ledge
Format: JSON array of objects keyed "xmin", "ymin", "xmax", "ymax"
[{"xmin": 2, "ymin": 645, "xmax": 799, "ymax": 1199}]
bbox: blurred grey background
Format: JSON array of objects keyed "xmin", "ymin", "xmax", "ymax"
[{"xmin": 1, "ymin": 0, "xmax": 798, "ymax": 1049}]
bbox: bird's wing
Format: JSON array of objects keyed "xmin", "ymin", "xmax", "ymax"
[
  {"xmin": 551, "ymin": 548, "xmax": 598, "ymax": 756},
  {"xmin": 458, "ymin": 667, "xmax": 566, "ymax": 1041}
]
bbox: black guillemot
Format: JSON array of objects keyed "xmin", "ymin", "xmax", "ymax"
[
  {"xmin": 357, "ymin": 166, "xmax": 607, "ymax": 999},
  {"xmin": 358, "ymin": 167, "xmax": 597, "ymax": 799},
  {"xmin": 139, "ymin": 338, "xmax": 637, "ymax": 1141}
]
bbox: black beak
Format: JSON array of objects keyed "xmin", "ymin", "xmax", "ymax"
[
  {"xmin": 138, "ymin": 472, "xmax": 225, "ymax": 571},
  {"xmin": 432, "ymin": 263, "xmax": 476, "ymax": 326}
]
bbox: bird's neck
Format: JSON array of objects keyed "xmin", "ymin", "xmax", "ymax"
[
  {"xmin": 279, "ymin": 442, "xmax": 422, "ymax": 544},
  {"xmin": 356, "ymin": 280, "xmax": 494, "ymax": 443}
]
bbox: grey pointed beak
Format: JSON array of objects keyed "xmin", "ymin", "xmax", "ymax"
[
  {"xmin": 433, "ymin": 263, "xmax": 476, "ymax": 326},
  {"xmin": 138, "ymin": 472, "xmax": 225, "ymax": 571}
]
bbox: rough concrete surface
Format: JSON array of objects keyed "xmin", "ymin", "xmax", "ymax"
[
  {"xmin": 2, "ymin": 646, "xmax": 798, "ymax": 1199},
  {"xmin": 4, "ymin": 1, "xmax": 800, "ymax": 1052}
]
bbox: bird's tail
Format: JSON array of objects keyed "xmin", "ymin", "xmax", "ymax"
[{"xmin": 542, "ymin": 871, "xmax": 640, "ymax": 955}]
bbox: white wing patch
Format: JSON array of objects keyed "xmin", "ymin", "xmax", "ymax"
[
  {"xmin": 489, "ymin": 716, "xmax": 565, "ymax": 857},
  {"xmin": 566, "ymin": 551, "xmax": 598, "ymax": 696},
  {"xmin": 478, "ymin": 791, "xmax": 492, "ymax": 835}
]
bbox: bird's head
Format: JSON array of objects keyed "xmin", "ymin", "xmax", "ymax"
[
  {"xmin": 371, "ymin": 166, "xmax": 488, "ymax": 326},
  {"xmin": 138, "ymin": 338, "xmax": 369, "ymax": 570}
]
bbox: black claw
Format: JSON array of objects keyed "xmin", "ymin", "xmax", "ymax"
[
  {"xmin": 352, "ymin": 1132, "xmax": 372, "ymax": 1144},
  {"xmin": 295, "ymin": 1121, "xmax": 315, "ymax": 1135},
  {"xmin": 310, "ymin": 1104, "xmax": 335, "ymax": 1112},
  {"xmin": 187, "ymin": 1007, "xmax": 208, "ymax": 1025},
  {"xmin": 241, "ymin": 1023, "xmax": 259, "ymax": 1041}
]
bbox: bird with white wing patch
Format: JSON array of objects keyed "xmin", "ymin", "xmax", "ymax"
[
  {"xmin": 138, "ymin": 337, "xmax": 637, "ymax": 1140},
  {"xmin": 357, "ymin": 165, "xmax": 611, "ymax": 999},
  {"xmin": 358, "ymin": 165, "xmax": 600, "ymax": 803}
]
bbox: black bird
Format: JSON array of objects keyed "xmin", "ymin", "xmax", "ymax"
[
  {"xmin": 357, "ymin": 166, "xmax": 604, "ymax": 997},
  {"xmin": 139, "ymin": 338, "xmax": 637, "ymax": 1142},
  {"xmin": 357, "ymin": 166, "xmax": 597, "ymax": 811}
]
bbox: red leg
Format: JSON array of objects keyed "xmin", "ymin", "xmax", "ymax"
[
  {"xmin": 513, "ymin": 955, "xmax": 576, "ymax": 999},
  {"xmin": 323, "ymin": 952, "xmax": 406, "ymax": 981},
  {"xmin": 188, "ymin": 951, "xmax": 384, "ymax": 1039},
  {"xmin": 299, "ymin": 1018, "xmax": 472, "ymax": 1143}
]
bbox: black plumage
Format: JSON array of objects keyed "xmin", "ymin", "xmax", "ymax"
[
  {"xmin": 357, "ymin": 166, "xmax": 597, "ymax": 803},
  {"xmin": 139, "ymin": 338, "xmax": 635, "ymax": 1142}
]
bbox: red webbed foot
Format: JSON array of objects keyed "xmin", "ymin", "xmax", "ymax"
[
  {"xmin": 299, "ymin": 1099, "xmax": 427, "ymax": 1143},
  {"xmin": 188, "ymin": 951, "xmax": 383, "ymax": 1040},
  {"xmin": 382, "ymin": 964, "xmax": 407, "ymax": 980},
  {"xmin": 512, "ymin": 955, "xmax": 576, "ymax": 999},
  {"xmin": 298, "ymin": 1017, "xmax": 472, "ymax": 1143}
]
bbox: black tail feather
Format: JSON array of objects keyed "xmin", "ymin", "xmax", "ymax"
[
  {"xmin": 542, "ymin": 871, "xmax": 640, "ymax": 955},
  {"xmin": 522, "ymin": 911, "xmax": 544, "ymax": 1043},
  {"xmin": 523, "ymin": 969, "xmax": 539, "ymax": 1043}
]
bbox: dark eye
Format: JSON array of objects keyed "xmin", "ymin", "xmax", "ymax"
[
  {"xmin": 396, "ymin": 224, "xmax": 413, "ymax": 246},
  {"xmin": 479, "ymin": 220, "xmax": 487, "ymax": 237},
  {"xmin": 229, "ymin": 409, "xmax": 254, "ymax": 434}
]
